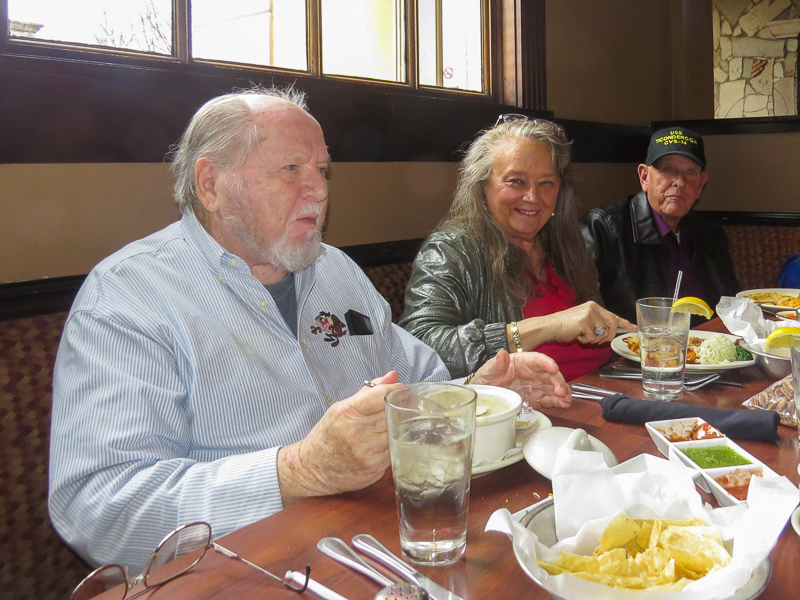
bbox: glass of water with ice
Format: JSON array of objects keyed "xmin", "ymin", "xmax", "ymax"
[
  {"xmin": 384, "ymin": 382, "xmax": 477, "ymax": 566},
  {"xmin": 635, "ymin": 297, "xmax": 691, "ymax": 401}
]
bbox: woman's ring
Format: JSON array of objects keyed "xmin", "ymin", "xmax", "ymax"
[{"xmin": 594, "ymin": 325, "xmax": 606, "ymax": 336}]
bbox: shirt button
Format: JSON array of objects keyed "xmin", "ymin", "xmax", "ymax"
[
  {"xmin": 259, "ymin": 300, "xmax": 269, "ymax": 308},
  {"xmin": 217, "ymin": 276, "xmax": 224, "ymax": 282},
  {"xmin": 325, "ymin": 395, "xmax": 333, "ymax": 405},
  {"xmin": 228, "ymin": 258, "xmax": 237, "ymax": 266},
  {"xmin": 300, "ymin": 342, "xmax": 308, "ymax": 351}
]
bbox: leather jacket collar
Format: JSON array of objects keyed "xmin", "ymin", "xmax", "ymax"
[{"xmin": 630, "ymin": 191, "xmax": 662, "ymax": 245}]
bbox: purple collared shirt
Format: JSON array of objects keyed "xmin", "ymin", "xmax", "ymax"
[{"xmin": 651, "ymin": 208, "xmax": 704, "ymax": 299}]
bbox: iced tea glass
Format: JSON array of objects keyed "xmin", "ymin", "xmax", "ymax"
[
  {"xmin": 635, "ymin": 297, "xmax": 691, "ymax": 401},
  {"xmin": 384, "ymin": 382, "xmax": 477, "ymax": 565}
]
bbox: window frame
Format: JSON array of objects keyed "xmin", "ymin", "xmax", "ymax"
[
  {"xmin": 1, "ymin": 0, "xmax": 527, "ymax": 102},
  {"xmin": 1, "ymin": 0, "xmax": 548, "ymax": 106},
  {"xmin": 0, "ymin": 0, "xmax": 548, "ymax": 164}
]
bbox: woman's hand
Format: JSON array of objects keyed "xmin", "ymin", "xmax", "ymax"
[
  {"xmin": 472, "ymin": 349, "xmax": 572, "ymax": 409},
  {"xmin": 515, "ymin": 301, "xmax": 636, "ymax": 349}
]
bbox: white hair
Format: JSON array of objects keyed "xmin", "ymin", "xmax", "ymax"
[{"xmin": 168, "ymin": 85, "xmax": 308, "ymax": 214}]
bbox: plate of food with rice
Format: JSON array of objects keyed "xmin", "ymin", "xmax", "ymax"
[{"xmin": 611, "ymin": 330, "xmax": 756, "ymax": 371}]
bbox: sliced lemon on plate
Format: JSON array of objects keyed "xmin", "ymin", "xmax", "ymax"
[
  {"xmin": 671, "ymin": 297, "xmax": 714, "ymax": 319},
  {"xmin": 764, "ymin": 327, "xmax": 800, "ymax": 356}
]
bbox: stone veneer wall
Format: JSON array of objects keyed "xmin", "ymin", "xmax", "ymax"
[{"xmin": 713, "ymin": 0, "xmax": 799, "ymax": 117}]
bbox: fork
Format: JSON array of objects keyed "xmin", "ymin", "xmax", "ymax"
[
  {"xmin": 610, "ymin": 364, "xmax": 742, "ymax": 387},
  {"xmin": 598, "ymin": 371, "xmax": 721, "ymax": 390},
  {"xmin": 683, "ymin": 373, "xmax": 721, "ymax": 390}
]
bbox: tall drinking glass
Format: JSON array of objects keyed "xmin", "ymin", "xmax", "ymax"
[
  {"xmin": 636, "ymin": 297, "xmax": 691, "ymax": 401},
  {"xmin": 384, "ymin": 382, "xmax": 477, "ymax": 566}
]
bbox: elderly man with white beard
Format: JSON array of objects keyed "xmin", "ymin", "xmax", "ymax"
[{"xmin": 48, "ymin": 87, "xmax": 571, "ymax": 574}]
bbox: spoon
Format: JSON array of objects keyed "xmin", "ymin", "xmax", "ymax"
[
  {"xmin": 317, "ymin": 538, "xmax": 428, "ymax": 600},
  {"xmin": 374, "ymin": 582, "xmax": 428, "ymax": 600}
]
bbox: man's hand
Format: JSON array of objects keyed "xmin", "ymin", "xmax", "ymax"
[
  {"xmin": 277, "ymin": 371, "xmax": 401, "ymax": 507},
  {"xmin": 472, "ymin": 350, "xmax": 572, "ymax": 409}
]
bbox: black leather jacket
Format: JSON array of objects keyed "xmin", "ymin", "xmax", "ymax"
[
  {"xmin": 399, "ymin": 229, "xmax": 516, "ymax": 378},
  {"xmin": 579, "ymin": 192, "xmax": 740, "ymax": 323}
]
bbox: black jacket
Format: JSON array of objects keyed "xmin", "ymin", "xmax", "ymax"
[{"xmin": 579, "ymin": 192, "xmax": 740, "ymax": 323}]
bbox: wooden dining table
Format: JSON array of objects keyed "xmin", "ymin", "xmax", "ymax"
[{"xmin": 111, "ymin": 319, "xmax": 799, "ymax": 600}]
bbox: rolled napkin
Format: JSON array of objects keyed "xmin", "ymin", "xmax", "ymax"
[{"xmin": 600, "ymin": 394, "xmax": 780, "ymax": 441}]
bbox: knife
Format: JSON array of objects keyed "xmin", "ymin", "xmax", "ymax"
[{"xmin": 351, "ymin": 534, "xmax": 464, "ymax": 600}]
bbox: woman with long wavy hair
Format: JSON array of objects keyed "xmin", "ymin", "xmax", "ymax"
[{"xmin": 399, "ymin": 116, "xmax": 634, "ymax": 383}]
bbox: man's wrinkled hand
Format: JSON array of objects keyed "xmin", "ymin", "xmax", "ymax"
[
  {"xmin": 472, "ymin": 350, "xmax": 571, "ymax": 409},
  {"xmin": 277, "ymin": 371, "xmax": 401, "ymax": 506}
]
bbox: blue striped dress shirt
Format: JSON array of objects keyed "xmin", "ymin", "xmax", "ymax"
[{"xmin": 49, "ymin": 211, "xmax": 449, "ymax": 572}]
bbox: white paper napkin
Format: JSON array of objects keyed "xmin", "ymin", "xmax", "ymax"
[{"xmin": 716, "ymin": 296, "xmax": 793, "ymax": 352}]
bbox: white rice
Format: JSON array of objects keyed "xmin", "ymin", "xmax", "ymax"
[{"xmin": 697, "ymin": 335, "xmax": 737, "ymax": 364}]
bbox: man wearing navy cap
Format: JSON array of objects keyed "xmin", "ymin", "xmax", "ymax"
[{"xmin": 579, "ymin": 126, "xmax": 739, "ymax": 322}]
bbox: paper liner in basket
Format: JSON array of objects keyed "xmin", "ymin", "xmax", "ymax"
[
  {"xmin": 716, "ymin": 296, "xmax": 792, "ymax": 352},
  {"xmin": 486, "ymin": 437, "xmax": 798, "ymax": 600}
]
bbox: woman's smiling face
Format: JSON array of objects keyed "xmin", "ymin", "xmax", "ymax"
[{"xmin": 484, "ymin": 138, "xmax": 560, "ymax": 249}]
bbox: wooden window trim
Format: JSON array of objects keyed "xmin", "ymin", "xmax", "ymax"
[{"xmin": 0, "ymin": 0, "xmax": 549, "ymax": 164}]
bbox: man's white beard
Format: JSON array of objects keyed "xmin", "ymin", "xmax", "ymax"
[{"xmin": 224, "ymin": 192, "xmax": 324, "ymax": 274}]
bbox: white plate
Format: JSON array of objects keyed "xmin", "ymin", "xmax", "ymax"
[
  {"xmin": 792, "ymin": 506, "xmax": 800, "ymax": 538},
  {"xmin": 611, "ymin": 330, "xmax": 755, "ymax": 371},
  {"xmin": 737, "ymin": 288, "xmax": 800, "ymax": 311},
  {"xmin": 522, "ymin": 426, "xmax": 617, "ymax": 480},
  {"xmin": 472, "ymin": 410, "xmax": 552, "ymax": 477}
]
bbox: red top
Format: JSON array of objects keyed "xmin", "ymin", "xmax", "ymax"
[{"xmin": 521, "ymin": 262, "xmax": 611, "ymax": 381}]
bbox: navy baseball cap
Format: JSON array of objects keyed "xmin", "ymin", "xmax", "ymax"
[{"xmin": 645, "ymin": 127, "xmax": 706, "ymax": 169}]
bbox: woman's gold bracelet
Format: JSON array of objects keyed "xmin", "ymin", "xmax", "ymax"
[
  {"xmin": 509, "ymin": 322, "xmax": 524, "ymax": 353},
  {"xmin": 464, "ymin": 372, "xmax": 476, "ymax": 384}
]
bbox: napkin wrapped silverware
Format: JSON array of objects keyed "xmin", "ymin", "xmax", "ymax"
[{"xmin": 599, "ymin": 394, "xmax": 780, "ymax": 441}]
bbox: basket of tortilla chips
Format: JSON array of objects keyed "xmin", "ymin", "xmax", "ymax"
[{"xmin": 487, "ymin": 444, "xmax": 797, "ymax": 600}]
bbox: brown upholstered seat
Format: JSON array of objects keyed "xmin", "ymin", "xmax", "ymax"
[
  {"xmin": 362, "ymin": 262, "xmax": 413, "ymax": 323},
  {"xmin": 0, "ymin": 312, "xmax": 92, "ymax": 600},
  {"xmin": 722, "ymin": 224, "xmax": 800, "ymax": 291}
]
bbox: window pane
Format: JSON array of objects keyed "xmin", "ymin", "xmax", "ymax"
[
  {"xmin": 418, "ymin": 0, "xmax": 437, "ymax": 86},
  {"xmin": 8, "ymin": 0, "xmax": 172, "ymax": 55},
  {"xmin": 321, "ymin": 0, "xmax": 405, "ymax": 82},
  {"xmin": 192, "ymin": 0, "xmax": 307, "ymax": 70},
  {"xmin": 419, "ymin": 0, "xmax": 483, "ymax": 91}
]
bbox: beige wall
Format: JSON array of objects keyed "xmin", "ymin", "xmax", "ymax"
[
  {"xmin": 0, "ymin": 159, "xmax": 653, "ymax": 282},
  {"xmin": 3, "ymin": 129, "xmax": 796, "ymax": 282},
  {"xmin": 0, "ymin": 163, "xmax": 459, "ymax": 282},
  {"xmin": 1, "ymin": 164, "xmax": 178, "ymax": 282}
]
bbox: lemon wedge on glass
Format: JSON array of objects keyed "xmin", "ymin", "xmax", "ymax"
[
  {"xmin": 671, "ymin": 297, "xmax": 714, "ymax": 319},
  {"xmin": 764, "ymin": 327, "xmax": 800, "ymax": 357}
]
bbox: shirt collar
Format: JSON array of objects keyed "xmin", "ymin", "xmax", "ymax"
[
  {"xmin": 649, "ymin": 206, "xmax": 690, "ymax": 243},
  {"xmin": 179, "ymin": 209, "xmax": 237, "ymax": 275}
]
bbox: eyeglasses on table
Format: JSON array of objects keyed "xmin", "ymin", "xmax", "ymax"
[{"xmin": 71, "ymin": 521, "xmax": 311, "ymax": 600}]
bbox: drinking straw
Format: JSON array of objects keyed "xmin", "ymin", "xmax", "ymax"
[{"xmin": 672, "ymin": 271, "xmax": 684, "ymax": 304}]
